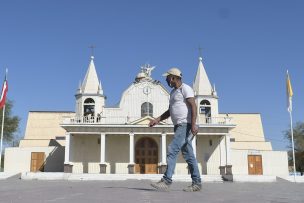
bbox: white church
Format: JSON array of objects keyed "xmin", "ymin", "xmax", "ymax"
[{"xmin": 4, "ymin": 55, "xmax": 288, "ymax": 179}]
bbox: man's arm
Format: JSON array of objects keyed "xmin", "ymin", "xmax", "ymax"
[
  {"xmin": 149, "ymin": 109, "xmax": 170, "ymax": 127},
  {"xmin": 186, "ymin": 97, "xmax": 198, "ymax": 135}
]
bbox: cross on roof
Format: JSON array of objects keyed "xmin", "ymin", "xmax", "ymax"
[
  {"xmin": 198, "ymin": 45, "xmax": 202, "ymax": 59},
  {"xmin": 89, "ymin": 45, "xmax": 96, "ymax": 57}
]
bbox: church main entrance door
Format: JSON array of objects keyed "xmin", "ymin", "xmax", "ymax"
[{"xmin": 135, "ymin": 137, "xmax": 158, "ymax": 174}]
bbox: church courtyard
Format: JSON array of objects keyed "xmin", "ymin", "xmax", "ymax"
[{"xmin": 0, "ymin": 179, "xmax": 303, "ymax": 203}]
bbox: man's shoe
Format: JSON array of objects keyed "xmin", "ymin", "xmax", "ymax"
[
  {"xmin": 183, "ymin": 183, "xmax": 201, "ymax": 192},
  {"xmin": 151, "ymin": 179, "xmax": 170, "ymax": 191}
]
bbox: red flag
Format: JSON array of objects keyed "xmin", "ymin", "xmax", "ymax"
[{"xmin": 0, "ymin": 78, "xmax": 8, "ymax": 109}]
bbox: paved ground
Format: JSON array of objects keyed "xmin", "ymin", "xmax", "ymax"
[{"xmin": 0, "ymin": 179, "xmax": 304, "ymax": 203}]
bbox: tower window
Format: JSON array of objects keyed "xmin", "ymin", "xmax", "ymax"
[
  {"xmin": 199, "ymin": 100, "xmax": 211, "ymax": 117},
  {"xmin": 84, "ymin": 98, "xmax": 95, "ymax": 116},
  {"xmin": 141, "ymin": 102, "xmax": 153, "ymax": 117}
]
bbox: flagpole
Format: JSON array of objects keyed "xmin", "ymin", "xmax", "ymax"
[
  {"xmin": 0, "ymin": 69, "xmax": 8, "ymax": 172},
  {"xmin": 0, "ymin": 104, "xmax": 5, "ymax": 171},
  {"xmin": 289, "ymin": 109, "xmax": 296, "ymax": 182}
]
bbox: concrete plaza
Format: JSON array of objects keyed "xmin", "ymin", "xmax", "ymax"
[{"xmin": 0, "ymin": 179, "xmax": 304, "ymax": 203}]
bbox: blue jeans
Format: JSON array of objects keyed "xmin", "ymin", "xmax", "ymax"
[{"xmin": 162, "ymin": 123, "xmax": 201, "ymax": 185}]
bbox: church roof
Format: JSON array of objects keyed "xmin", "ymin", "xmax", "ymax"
[
  {"xmin": 193, "ymin": 57, "xmax": 213, "ymax": 95},
  {"xmin": 81, "ymin": 56, "xmax": 103, "ymax": 94}
]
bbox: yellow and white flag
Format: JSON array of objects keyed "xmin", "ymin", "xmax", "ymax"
[{"xmin": 286, "ymin": 70, "xmax": 293, "ymax": 112}]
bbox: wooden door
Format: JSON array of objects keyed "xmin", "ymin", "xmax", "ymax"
[
  {"xmin": 31, "ymin": 152, "xmax": 45, "ymax": 172},
  {"xmin": 135, "ymin": 137, "xmax": 158, "ymax": 174},
  {"xmin": 248, "ymin": 155, "xmax": 263, "ymax": 175}
]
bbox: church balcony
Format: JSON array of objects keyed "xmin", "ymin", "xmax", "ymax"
[
  {"xmin": 61, "ymin": 115, "xmax": 233, "ymax": 126},
  {"xmin": 62, "ymin": 116, "xmax": 132, "ymax": 125},
  {"xmin": 202, "ymin": 117, "xmax": 233, "ymax": 125}
]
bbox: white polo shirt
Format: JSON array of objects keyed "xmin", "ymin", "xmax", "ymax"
[{"xmin": 169, "ymin": 83, "xmax": 194, "ymax": 125}]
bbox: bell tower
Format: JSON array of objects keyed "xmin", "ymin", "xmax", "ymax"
[
  {"xmin": 75, "ymin": 56, "xmax": 105, "ymax": 117},
  {"xmin": 193, "ymin": 57, "xmax": 218, "ymax": 124}
]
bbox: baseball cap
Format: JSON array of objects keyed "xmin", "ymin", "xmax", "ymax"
[{"xmin": 162, "ymin": 67, "xmax": 182, "ymax": 77}]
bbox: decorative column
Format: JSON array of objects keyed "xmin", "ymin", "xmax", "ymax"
[
  {"xmin": 64, "ymin": 132, "xmax": 73, "ymax": 173},
  {"xmin": 128, "ymin": 132, "xmax": 135, "ymax": 174},
  {"xmin": 99, "ymin": 133, "xmax": 107, "ymax": 173},
  {"xmin": 159, "ymin": 133, "xmax": 167, "ymax": 174},
  {"xmin": 225, "ymin": 134, "xmax": 232, "ymax": 175},
  {"xmin": 219, "ymin": 135, "xmax": 226, "ymax": 175}
]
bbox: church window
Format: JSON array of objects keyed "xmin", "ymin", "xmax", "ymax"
[
  {"xmin": 84, "ymin": 98, "xmax": 95, "ymax": 116},
  {"xmin": 141, "ymin": 102, "xmax": 153, "ymax": 117},
  {"xmin": 199, "ymin": 100, "xmax": 211, "ymax": 117}
]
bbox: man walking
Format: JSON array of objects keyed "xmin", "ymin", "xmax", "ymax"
[{"xmin": 149, "ymin": 67, "xmax": 201, "ymax": 192}]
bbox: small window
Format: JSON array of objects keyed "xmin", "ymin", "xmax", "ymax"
[
  {"xmin": 141, "ymin": 102, "xmax": 153, "ymax": 117},
  {"xmin": 200, "ymin": 100, "xmax": 211, "ymax": 117},
  {"xmin": 209, "ymin": 139, "xmax": 213, "ymax": 146},
  {"xmin": 230, "ymin": 138, "xmax": 236, "ymax": 142},
  {"xmin": 84, "ymin": 98, "xmax": 95, "ymax": 116},
  {"xmin": 55, "ymin": 136, "xmax": 66, "ymax": 140}
]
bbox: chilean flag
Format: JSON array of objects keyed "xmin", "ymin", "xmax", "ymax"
[{"xmin": 0, "ymin": 76, "xmax": 8, "ymax": 109}]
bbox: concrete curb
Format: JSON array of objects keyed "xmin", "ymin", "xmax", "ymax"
[
  {"xmin": 277, "ymin": 176, "xmax": 304, "ymax": 183},
  {"xmin": 20, "ymin": 172, "xmax": 223, "ymax": 182},
  {"xmin": 19, "ymin": 172, "xmax": 295, "ymax": 183},
  {"xmin": 0, "ymin": 172, "xmax": 21, "ymax": 180},
  {"xmin": 231, "ymin": 175, "xmax": 277, "ymax": 182}
]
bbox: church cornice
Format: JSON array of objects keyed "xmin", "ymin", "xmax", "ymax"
[
  {"xmin": 60, "ymin": 124, "xmax": 235, "ymax": 134},
  {"xmin": 195, "ymin": 95, "xmax": 219, "ymax": 99},
  {"xmin": 75, "ymin": 93, "xmax": 105, "ymax": 97}
]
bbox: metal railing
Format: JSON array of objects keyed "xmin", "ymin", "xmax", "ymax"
[
  {"xmin": 62, "ymin": 116, "xmax": 138, "ymax": 125},
  {"xmin": 61, "ymin": 115, "xmax": 232, "ymax": 125},
  {"xmin": 201, "ymin": 117, "xmax": 232, "ymax": 125}
]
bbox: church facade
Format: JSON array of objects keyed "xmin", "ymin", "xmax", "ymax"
[{"xmin": 4, "ymin": 56, "xmax": 288, "ymax": 177}]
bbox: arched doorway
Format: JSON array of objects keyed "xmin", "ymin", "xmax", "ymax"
[{"xmin": 135, "ymin": 137, "xmax": 158, "ymax": 174}]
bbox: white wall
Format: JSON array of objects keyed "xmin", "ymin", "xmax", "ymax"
[
  {"xmin": 70, "ymin": 134, "xmax": 101, "ymax": 173},
  {"xmin": 104, "ymin": 81, "xmax": 170, "ymax": 123},
  {"xmin": 262, "ymin": 151, "xmax": 289, "ymax": 176},
  {"xmin": 107, "ymin": 135, "xmax": 129, "ymax": 174},
  {"xmin": 231, "ymin": 149, "xmax": 289, "ymax": 176},
  {"xmin": 196, "ymin": 135, "xmax": 222, "ymax": 175},
  {"xmin": 4, "ymin": 146, "xmax": 63, "ymax": 173}
]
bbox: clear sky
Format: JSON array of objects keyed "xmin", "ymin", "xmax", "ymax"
[{"xmin": 0, "ymin": 0, "xmax": 303, "ymax": 150}]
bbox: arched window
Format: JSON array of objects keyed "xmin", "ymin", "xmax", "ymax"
[
  {"xmin": 199, "ymin": 100, "xmax": 211, "ymax": 117},
  {"xmin": 141, "ymin": 102, "xmax": 153, "ymax": 117},
  {"xmin": 84, "ymin": 98, "xmax": 95, "ymax": 116}
]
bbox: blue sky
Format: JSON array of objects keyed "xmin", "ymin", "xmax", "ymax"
[{"xmin": 0, "ymin": 0, "xmax": 303, "ymax": 150}]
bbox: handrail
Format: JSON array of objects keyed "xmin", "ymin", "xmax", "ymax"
[{"xmin": 61, "ymin": 116, "xmax": 233, "ymax": 125}]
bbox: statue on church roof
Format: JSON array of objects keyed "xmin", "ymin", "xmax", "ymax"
[
  {"xmin": 141, "ymin": 64, "xmax": 155, "ymax": 78},
  {"xmin": 135, "ymin": 64, "xmax": 156, "ymax": 83},
  {"xmin": 135, "ymin": 72, "xmax": 146, "ymax": 82}
]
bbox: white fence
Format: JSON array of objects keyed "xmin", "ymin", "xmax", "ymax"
[{"xmin": 62, "ymin": 116, "xmax": 232, "ymax": 125}]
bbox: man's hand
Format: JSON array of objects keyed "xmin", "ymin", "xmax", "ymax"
[
  {"xmin": 191, "ymin": 124, "xmax": 198, "ymax": 136},
  {"xmin": 149, "ymin": 118, "xmax": 160, "ymax": 127}
]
